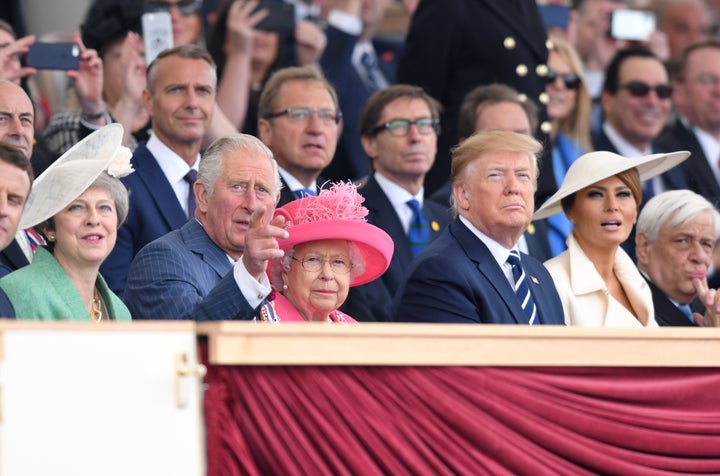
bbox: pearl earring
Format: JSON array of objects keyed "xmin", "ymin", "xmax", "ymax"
[{"xmin": 283, "ymin": 284, "xmax": 288, "ymax": 290}]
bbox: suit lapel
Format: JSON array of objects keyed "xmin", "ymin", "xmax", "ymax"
[
  {"xmin": 674, "ymin": 121, "xmax": 720, "ymax": 200},
  {"xmin": 0, "ymin": 239, "xmax": 30, "ymax": 271},
  {"xmin": 361, "ymin": 177, "xmax": 413, "ymax": 266},
  {"xmin": 132, "ymin": 144, "xmax": 188, "ymax": 229},
  {"xmin": 451, "ymin": 220, "xmax": 525, "ymax": 324},
  {"xmin": 181, "ymin": 220, "xmax": 233, "ymax": 278}
]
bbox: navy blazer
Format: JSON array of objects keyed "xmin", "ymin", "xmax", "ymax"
[
  {"xmin": 100, "ymin": 143, "xmax": 190, "ymax": 296},
  {"xmin": 397, "ymin": 0, "xmax": 549, "ymax": 193},
  {"xmin": 645, "ymin": 277, "xmax": 700, "ymax": 327},
  {"xmin": 124, "ymin": 219, "xmax": 258, "ymax": 321},
  {"xmin": 0, "ymin": 239, "xmax": 29, "ymax": 278},
  {"xmin": 392, "ymin": 218, "xmax": 565, "ymax": 324},
  {"xmin": 320, "ymin": 25, "xmax": 400, "ymax": 183},
  {"xmin": 354, "ymin": 176, "xmax": 451, "ymax": 320},
  {"xmin": 0, "ymin": 288, "xmax": 15, "ymax": 318},
  {"xmin": 656, "ymin": 120, "xmax": 720, "ymax": 206}
]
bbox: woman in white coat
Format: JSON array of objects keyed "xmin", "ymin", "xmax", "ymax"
[{"xmin": 534, "ymin": 150, "xmax": 689, "ymax": 327}]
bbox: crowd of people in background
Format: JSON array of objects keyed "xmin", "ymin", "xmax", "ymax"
[{"xmin": 2, "ymin": 0, "xmax": 720, "ymax": 328}]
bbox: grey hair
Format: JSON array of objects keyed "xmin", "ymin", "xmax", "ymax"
[
  {"xmin": 267, "ymin": 241, "xmax": 366, "ymax": 290},
  {"xmin": 198, "ymin": 133, "xmax": 281, "ymax": 197},
  {"xmin": 636, "ymin": 190, "xmax": 720, "ymax": 242}
]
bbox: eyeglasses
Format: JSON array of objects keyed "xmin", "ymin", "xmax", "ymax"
[
  {"xmin": 145, "ymin": 0, "xmax": 203, "ymax": 16},
  {"xmin": 264, "ymin": 107, "xmax": 342, "ymax": 125},
  {"xmin": 292, "ymin": 255, "xmax": 353, "ymax": 274},
  {"xmin": 694, "ymin": 73, "xmax": 720, "ymax": 87},
  {"xmin": 370, "ymin": 117, "xmax": 440, "ymax": 137},
  {"xmin": 619, "ymin": 81, "xmax": 673, "ymax": 99},
  {"xmin": 545, "ymin": 70, "xmax": 581, "ymax": 90}
]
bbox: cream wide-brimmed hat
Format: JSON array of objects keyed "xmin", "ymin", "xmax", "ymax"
[
  {"xmin": 19, "ymin": 123, "xmax": 131, "ymax": 229},
  {"xmin": 533, "ymin": 150, "xmax": 690, "ymax": 220}
]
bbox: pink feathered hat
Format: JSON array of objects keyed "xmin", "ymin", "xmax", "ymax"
[{"xmin": 274, "ymin": 182, "xmax": 394, "ymax": 286}]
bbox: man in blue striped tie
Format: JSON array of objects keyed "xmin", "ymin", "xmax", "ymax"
[{"xmin": 393, "ymin": 130, "xmax": 565, "ymax": 325}]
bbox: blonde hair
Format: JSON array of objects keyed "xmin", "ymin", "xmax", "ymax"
[{"xmin": 549, "ymin": 35, "xmax": 593, "ymax": 152}]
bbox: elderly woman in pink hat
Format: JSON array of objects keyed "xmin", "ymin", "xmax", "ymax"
[
  {"xmin": 262, "ymin": 183, "xmax": 393, "ymax": 322},
  {"xmin": 534, "ymin": 150, "xmax": 690, "ymax": 327}
]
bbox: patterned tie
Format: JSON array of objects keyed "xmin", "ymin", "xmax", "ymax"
[
  {"xmin": 294, "ymin": 188, "xmax": 316, "ymax": 199},
  {"xmin": 406, "ymin": 199, "xmax": 430, "ymax": 258},
  {"xmin": 25, "ymin": 228, "xmax": 46, "ymax": 253},
  {"xmin": 360, "ymin": 51, "xmax": 383, "ymax": 91},
  {"xmin": 507, "ymin": 250, "xmax": 537, "ymax": 324},
  {"xmin": 184, "ymin": 169, "xmax": 198, "ymax": 218}
]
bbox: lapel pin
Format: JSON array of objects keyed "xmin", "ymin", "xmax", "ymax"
[
  {"xmin": 531, "ymin": 276, "xmax": 539, "ymax": 285},
  {"xmin": 431, "ymin": 221, "xmax": 440, "ymax": 231}
]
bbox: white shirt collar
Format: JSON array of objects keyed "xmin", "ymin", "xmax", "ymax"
[
  {"xmin": 146, "ymin": 133, "xmax": 199, "ymax": 183},
  {"xmin": 602, "ymin": 122, "xmax": 650, "ymax": 156},
  {"xmin": 278, "ymin": 165, "xmax": 317, "ymax": 193}
]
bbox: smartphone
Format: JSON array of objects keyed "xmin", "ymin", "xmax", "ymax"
[
  {"xmin": 254, "ymin": 1, "xmax": 295, "ymax": 35},
  {"xmin": 26, "ymin": 42, "xmax": 80, "ymax": 70},
  {"xmin": 609, "ymin": 9, "xmax": 656, "ymax": 41},
  {"xmin": 142, "ymin": 11, "xmax": 173, "ymax": 65},
  {"xmin": 538, "ymin": 4, "xmax": 569, "ymax": 29}
]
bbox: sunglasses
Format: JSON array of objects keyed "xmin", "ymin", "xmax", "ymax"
[
  {"xmin": 145, "ymin": 0, "xmax": 203, "ymax": 15},
  {"xmin": 545, "ymin": 70, "xmax": 581, "ymax": 90},
  {"xmin": 619, "ymin": 81, "xmax": 673, "ymax": 99}
]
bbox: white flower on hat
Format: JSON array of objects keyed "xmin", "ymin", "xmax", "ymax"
[{"xmin": 105, "ymin": 146, "xmax": 135, "ymax": 178}]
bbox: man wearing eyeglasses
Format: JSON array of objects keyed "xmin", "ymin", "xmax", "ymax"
[
  {"xmin": 351, "ymin": 84, "xmax": 451, "ymax": 321},
  {"xmin": 257, "ymin": 65, "xmax": 343, "ymax": 206}
]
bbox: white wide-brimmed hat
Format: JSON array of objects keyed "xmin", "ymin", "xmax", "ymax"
[
  {"xmin": 19, "ymin": 123, "xmax": 131, "ymax": 229},
  {"xmin": 533, "ymin": 150, "xmax": 690, "ymax": 220}
]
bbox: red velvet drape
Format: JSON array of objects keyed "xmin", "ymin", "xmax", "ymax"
[{"xmin": 204, "ymin": 364, "xmax": 720, "ymax": 475}]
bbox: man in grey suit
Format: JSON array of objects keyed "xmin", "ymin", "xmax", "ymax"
[
  {"xmin": 124, "ymin": 134, "xmax": 287, "ymax": 320},
  {"xmin": 636, "ymin": 190, "xmax": 720, "ymax": 327}
]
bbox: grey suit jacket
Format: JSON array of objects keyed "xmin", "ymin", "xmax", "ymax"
[{"xmin": 124, "ymin": 219, "xmax": 259, "ymax": 321}]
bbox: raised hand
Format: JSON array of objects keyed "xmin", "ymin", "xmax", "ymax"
[
  {"xmin": 691, "ymin": 278, "xmax": 720, "ymax": 327},
  {"xmin": 66, "ymin": 31, "xmax": 105, "ymax": 119},
  {"xmin": 0, "ymin": 35, "xmax": 36, "ymax": 83},
  {"xmin": 242, "ymin": 205, "xmax": 289, "ymax": 281},
  {"xmin": 295, "ymin": 20, "xmax": 326, "ymax": 66}
]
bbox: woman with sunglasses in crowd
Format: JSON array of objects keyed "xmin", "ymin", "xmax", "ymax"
[{"xmin": 542, "ymin": 35, "xmax": 594, "ymax": 256}]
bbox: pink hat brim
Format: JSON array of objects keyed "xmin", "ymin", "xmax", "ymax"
[{"xmin": 277, "ymin": 220, "xmax": 394, "ymax": 286}]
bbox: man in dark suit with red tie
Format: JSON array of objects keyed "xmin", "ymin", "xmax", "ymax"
[{"xmin": 393, "ymin": 130, "xmax": 564, "ymax": 324}]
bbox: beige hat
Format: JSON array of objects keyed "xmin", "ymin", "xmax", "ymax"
[
  {"xmin": 534, "ymin": 150, "xmax": 691, "ymax": 220},
  {"xmin": 19, "ymin": 124, "xmax": 128, "ymax": 229}
]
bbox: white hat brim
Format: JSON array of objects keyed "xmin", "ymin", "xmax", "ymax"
[
  {"xmin": 533, "ymin": 150, "xmax": 691, "ymax": 220},
  {"xmin": 19, "ymin": 124, "xmax": 124, "ymax": 229}
]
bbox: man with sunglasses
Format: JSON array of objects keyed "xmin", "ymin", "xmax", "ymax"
[
  {"xmin": 257, "ymin": 65, "xmax": 343, "ymax": 206},
  {"xmin": 350, "ymin": 84, "xmax": 451, "ymax": 321},
  {"xmin": 595, "ymin": 47, "xmax": 687, "ymax": 199},
  {"xmin": 595, "ymin": 47, "xmax": 688, "ymax": 257}
]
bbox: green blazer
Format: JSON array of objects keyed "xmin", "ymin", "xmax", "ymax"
[{"xmin": 0, "ymin": 247, "xmax": 131, "ymax": 321}]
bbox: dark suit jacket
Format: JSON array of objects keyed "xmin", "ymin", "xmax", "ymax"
[
  {"xmin": 397, "ymin": 0, "xmax": 549, "ymax": 193},
  {"xmin": 124, "ymin": 219, "xmax": 259, "ymax": 321},
  {"xmin": 354, "ymin": 176, "xmax": 451, "ymax": 320},
  {"xmin": 100, "ymin": 143, "xmax": 190, "ymax": 296},
  {"xmin": 645, "ymin": 277, "xmax": 700, "ymax": 327},
  {"xmin": 0, "ymin": 288, "xmax": 15, "ymax": 318},
  {"xmin": 392, "ymin": 218, "xmax": 565, "ymax": 324},
  {"xmin": 0, "ymin": 239, "xmax": 30, "ymax": 278},
  {"xmin": 656, "ymin": 120, "xmax": 720, "ymax": 207},
  {"xmin": 321, "ymin": 25, "xmax": 400, "ymax": 183}
]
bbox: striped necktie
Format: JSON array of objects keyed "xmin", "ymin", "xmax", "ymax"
[
  {"xmin": 507, "ymin": 250, "xmax": 537, "ymax": 324},
  {"xmin": 406, "ymin": 199, "xmax": 430, "ymax": 257},
  {"xmin": 183, "ymin": 170, "xmax": 198, "ymax": 218}
]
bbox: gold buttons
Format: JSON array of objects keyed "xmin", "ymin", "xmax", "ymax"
[
  {"xmin": 540, "ymin": 121, "xmax": 553, "ymax": 134},
  {"xmin": 517, "ymin": 93, "xmax": 528, "ymax": 103},
  {"xmin": 536, "ymin": 64, "xmax": 548, "ymax": 77},
  {"xmin": 516, "ymin": 64, "xmax": 528, "ymax": 77},
  {"xmin": 546, "ymin": 38, "xmax": 554, "ymax": 50},
  {"xmin": 538, "ymin": 92, "xmax": 550, "ymax": 105},
  {"xmin": 504, "ymin": 36, "xmax": 516, "ymax": 49},
  {"xmin": 527, "ymin": 223, "xmax": 536, "ymax": 235}
]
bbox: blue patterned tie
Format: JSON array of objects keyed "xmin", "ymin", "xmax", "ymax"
[
  {"xmin": 406, "ymin": 199, "xmax": 430, "ymax": 258},
  {"xmin": 360, "ymin": 51, "xmax": 383, "ymax": 91},
  {"xmin": 678, "ymin": 303, "xmax": 694, "ymax": 323},
  {"xmin": 507, "ymin": 250, "xmax": 537, "ymax": 324},
  {"xmin": 183, "ymin": 169, "xmax": 198, "ymax": 218},
  {"xmin": 294, "ymin": 188, "xmax": 316, "ymax": 199}
]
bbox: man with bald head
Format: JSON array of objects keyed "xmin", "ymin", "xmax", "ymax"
[{"xmin": 0, "ymin": 80, "xmax": 37, "ymax": 277}]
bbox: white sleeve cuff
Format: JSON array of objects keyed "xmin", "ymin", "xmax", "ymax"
[{"xmin": 233, "ymin": 259, "xmax": 272, "ymax": 309}]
